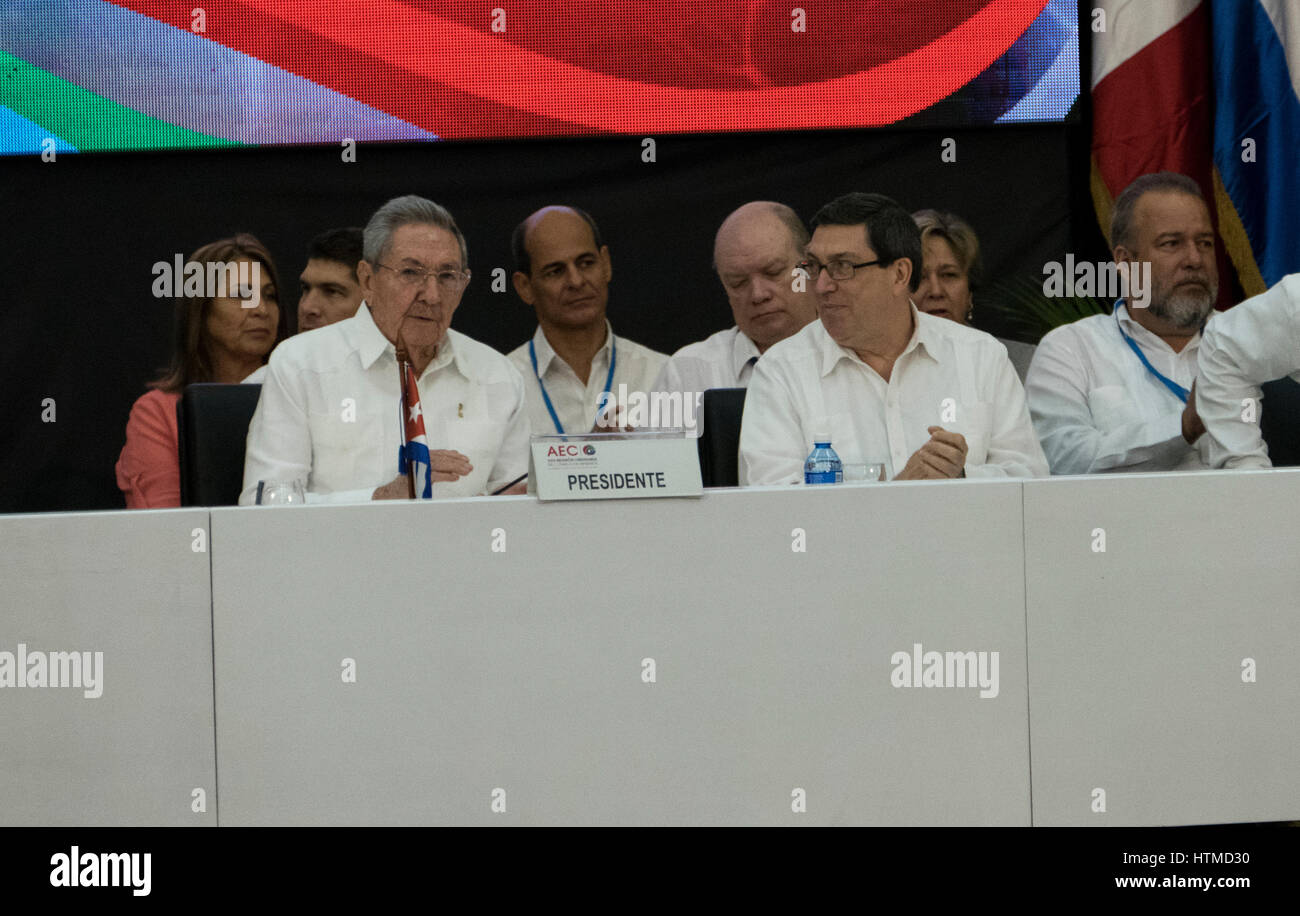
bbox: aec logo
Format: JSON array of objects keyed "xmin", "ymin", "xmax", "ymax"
[
  {"xmin": 583, "ymin": 445, "xmax": 596, "ymax": 455},
  {"xmin": 547, "ymin": 445, "xmax": 579, "ymax": 457}
]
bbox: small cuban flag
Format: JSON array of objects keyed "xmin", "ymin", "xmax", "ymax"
[{"xmin": 397, "ymin": 361, "xmax": 433, "ymax": 498}]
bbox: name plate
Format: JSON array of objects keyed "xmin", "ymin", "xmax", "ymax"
[{"xmin": 529, "ymin": 433, "xmax": 703, "ymax": 501}]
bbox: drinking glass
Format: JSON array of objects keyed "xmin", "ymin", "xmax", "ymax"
[
  {"xmin": 843, "ymin": 462, "xmax": 885, "ymax": 483},
  {"xmin": 256, "ymin": 480, "xmax": 307, "ymax": 505}
]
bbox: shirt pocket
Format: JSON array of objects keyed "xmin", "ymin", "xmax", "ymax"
[
  {"xmin": 1086, "ymin": 385, "xmax": 1135, "ymax": 432},
  {"xmin": 432, "ymin": 418, "xmax": 508, "ymax": 497},
  {"xmin": 308, "ymin": 411, "xmax": 382, "ymax": 491}
]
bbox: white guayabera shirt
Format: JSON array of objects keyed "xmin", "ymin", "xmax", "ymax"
[
  {"xmin": 507, "ymin": 322, "xmax": 668, "ymax": 436},
  {"xmin": 655, "ymin": 325, "xmax": 763, "ymax": 392},
  {"xmin": 650, "ymin": 326, "xmax": 761, "ymax": 437},
  {"xmin": 739, "ymin": 306, "xmax": 1048, "ymax": 485},
  {"xmin": 1196, "ymin": 273, "xmax": 1300, "ymax": 469},
  {"xmin": 239, "ymin": 303, "xmax": 529, "ymax": 504},
  {"xmin": 1025, "ymin": 302, "xmax": 1206, "ymax": 474}
]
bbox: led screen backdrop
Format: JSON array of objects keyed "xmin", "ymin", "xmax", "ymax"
[{"xmin": 1, "ymin": 0, "xmax": 1078, "ymax": 153}]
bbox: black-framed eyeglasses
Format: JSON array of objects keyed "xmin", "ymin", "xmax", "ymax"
[
  {"xmin": 797, "ymin": 257, "xmax": 885, "ymax": 281},
  {"xmin": 375, "ymin": 262, "xmax": 469, "ymax": 291}
]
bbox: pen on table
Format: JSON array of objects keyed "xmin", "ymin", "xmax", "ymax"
[{"xmin": 491, "ymin": 474, "xmax": 528, "ymax": 495}]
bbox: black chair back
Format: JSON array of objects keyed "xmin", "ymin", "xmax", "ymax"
[
  {"xmin": 697, "ymin": 387, "xmax": 748, "ymax": 487},
  {"xmin": 1260, "ymin": 376, "xmax": 1300, "ymax": 467},
  {"xmin": 177, "ymin": 383, "xmax": 262, "ymax": 506}
]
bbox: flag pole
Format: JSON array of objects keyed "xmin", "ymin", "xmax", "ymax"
[{"xmin": 395, "ymin": 345, "xmax": 417, "ymax": 499}]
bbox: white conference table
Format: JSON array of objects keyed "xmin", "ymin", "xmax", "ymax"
[{"xmin": 2, "ymin": 470, "xmax": 1297, "ymax": 826}]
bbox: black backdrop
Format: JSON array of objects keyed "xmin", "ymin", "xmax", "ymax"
[{"xmin": 0, "ymin": 117, "xmax": 1106, "ymax": 512}]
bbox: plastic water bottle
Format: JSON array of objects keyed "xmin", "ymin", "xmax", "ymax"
[{"xmin": 804, "ymin": 434, "xmax": 843, "ymax": 484}]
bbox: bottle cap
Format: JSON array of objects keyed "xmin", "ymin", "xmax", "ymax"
[{"xmin": 813, "ymin": 432, "xmax": 830, "ymax": 445}]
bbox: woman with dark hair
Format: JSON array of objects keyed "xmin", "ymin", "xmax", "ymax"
[{"xmin": 116, "ymin": 233, "xmax": 285, "ymax": 508}]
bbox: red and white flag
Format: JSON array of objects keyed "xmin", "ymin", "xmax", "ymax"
[
  {"xmin": 398, "ymin": 362, "xmax": 432, "ymax": 498},
  {"xmin": 1090, "ymin": 0, "xmax": 1234, "ymax": 303}
]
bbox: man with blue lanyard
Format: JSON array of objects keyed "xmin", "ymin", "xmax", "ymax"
[
  {"xmin": 507, "ymin": 206, "xmax": 667, "ymax": 436},
  {"xmin": 1026, "ymin": 172, "xmax": 1220, "ymax": 474}
]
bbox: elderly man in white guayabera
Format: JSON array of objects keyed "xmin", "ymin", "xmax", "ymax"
[
  {"xmin": 240, "ymin": 195, "xmax": 529, "ymax": 503},
  {"xmin": 740, "ymin": 192, "xmax": 1047, "ymax": 485},
  {"xmin": 1025, "ymin": 172, "xmax": 1220, "ymax": 474},
  {"xmin": 650, "ymin": 201, "xmax": 819, "ymax": 436},
  {"xmin": 507, "ymin": 206, "xmax": 667, "ymax": 436},
  {"xmin": 1193, "ymin": 273, "xmax": 1300, "ymax": 468}
]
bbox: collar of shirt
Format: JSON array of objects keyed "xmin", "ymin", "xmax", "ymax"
[
  {"xmin": 817, "ymin": 301, "xmax": 940, "ymax": 378},
  {"xmin": 1115, "ymin": 299, "xmax": 1204, "ymax": 354},
  {"xmin": 531, "ymin": 319, "xmax": 614, "ymax": 378},
  {"xmin": 731, "ymin": 328, "xmax": 761, "ymax": 380},
  {"xmin": 350, "ymin": 301, "xmax": 456, "ymax": 378}
]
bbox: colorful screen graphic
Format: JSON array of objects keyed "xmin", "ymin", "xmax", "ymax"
[{"xmin": 1, "ymin": 0, "xmax": 1079, "ymax": 155}]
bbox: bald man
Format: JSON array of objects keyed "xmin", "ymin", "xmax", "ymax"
[
  {"xmin": 507, "ymin": 206, "xmax": 667, "ymax": 435},
  {"xmin": 650, "ymin": 201, "xmax": 819, "ymax": 434}
]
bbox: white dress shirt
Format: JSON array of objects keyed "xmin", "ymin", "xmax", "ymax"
[
  {"xmin": 739, "ymin": 307, "xmax": 1048, "ymax": 485},
  {"xmin": 1196, "ymin": 273, "xmax": 1300, "ymax": 468},
  {"xmin": 650, "ymin": 326, "xmax": 761, "ymax": 436},
  {"xmin": 507, "ymin": 322, "xmax": 667, "ymax": 436},
  {"xmin": 654, "ymin": 325, "xmax": 762, "ymax": 392},
  {"xmin": 1025, "ymin": 302, "xmax": 1206, "ymax": 474},
  {"xmin": 240, "ymin": 303, "xmax": 529, "ymax": 504}
]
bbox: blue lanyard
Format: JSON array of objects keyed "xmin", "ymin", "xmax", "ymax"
[
  {"xmin": 528, "ymin": 335, "xmax": 617, "ymax": 434},
  {"xmin": 1115, "ymin": 307, "xmax": 1189, "ymax": 404}
]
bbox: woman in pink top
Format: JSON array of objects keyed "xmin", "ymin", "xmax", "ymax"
[{"xmin": 116, "ymin": 234, "xmax": 286, "ymax": 508}]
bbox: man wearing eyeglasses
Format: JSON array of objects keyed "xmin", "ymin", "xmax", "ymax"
[
  {"xmin": 739, "ymin": 191, "xmax": 1047, "ymax": 485},
  {"xmin": 240, "ymin": 195, "xmax": 529, "ymax": 503},
  {"xmin": 507, "ymin": 206, "xmax": 667, "ymax": 435}
]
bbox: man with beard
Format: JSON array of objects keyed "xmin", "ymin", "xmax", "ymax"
[{"xmin": 1026, "ymin": 172, "xmax": 1219, "ymax": 473}]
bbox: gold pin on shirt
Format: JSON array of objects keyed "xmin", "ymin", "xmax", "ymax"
[{"xmin": 458, "ymin": 403, "xmax": 464, "ymax": 418}]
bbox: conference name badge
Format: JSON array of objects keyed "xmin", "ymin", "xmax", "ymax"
[{"xmin": 529, "ymin": 433, "xmax": 703, "ymax": 501}]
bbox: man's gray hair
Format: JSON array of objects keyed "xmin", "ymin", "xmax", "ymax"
[
  {"xmin": 363, "ymin": 195, "xmax": 468, "ymax": 268},
  {"xmin": 1110, "ymin": 171, "xmax": 1204, "ymax": 251}
]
